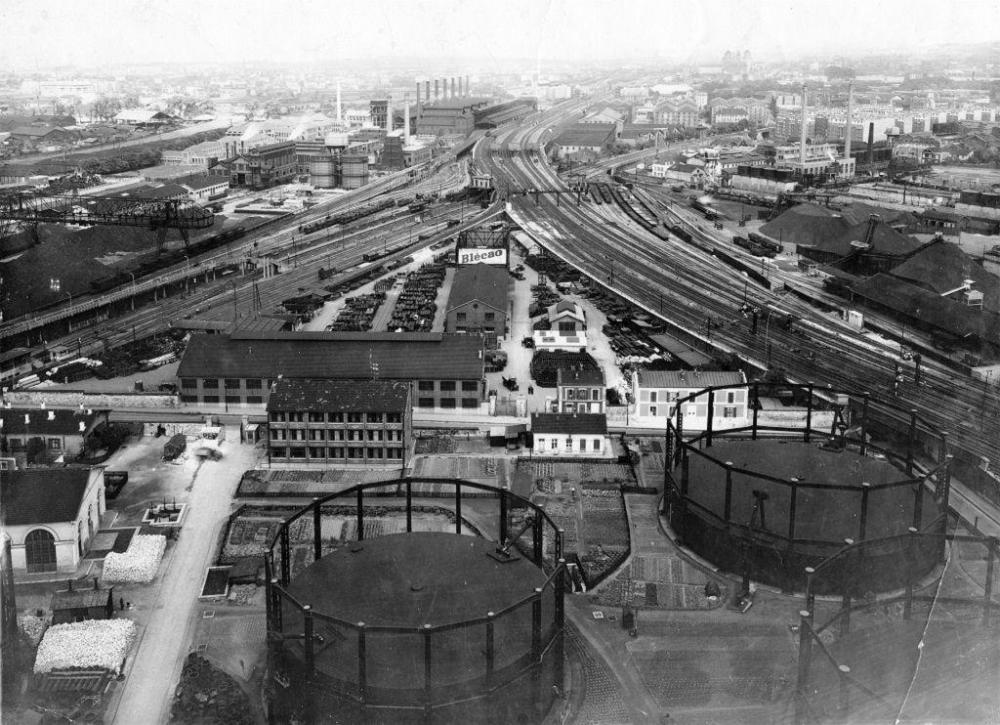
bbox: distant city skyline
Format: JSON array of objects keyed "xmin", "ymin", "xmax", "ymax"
[{"xmin": 1, "ymin": 0, "xmax": 999, "ymax": 71}]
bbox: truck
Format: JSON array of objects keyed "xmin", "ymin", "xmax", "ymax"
[{"xmin": 163, "ymin": 434, "xmax": 187, "ymax": 461}]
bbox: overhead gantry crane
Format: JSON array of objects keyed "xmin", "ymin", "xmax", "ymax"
[{"xmin": 0, "ymin": 191, "xmax": 215, "ymax": 254}]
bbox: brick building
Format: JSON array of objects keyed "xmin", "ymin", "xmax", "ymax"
[
  {"xmin": 266, "ymin": 379, "xmax": 411, "ymax": 466},
  {"xmin": 228, "ymin": 141, "xmax": 296, "ymax": 189}
]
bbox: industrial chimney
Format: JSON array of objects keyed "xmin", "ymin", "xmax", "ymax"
[
  {"xmin": 867, "ymin": 122, "xmax": 875, "ymax": 168},
  {"xmin": 424, "ymin": 80, "xmax": 430, "ymax": 105},
  {"xmin": 465, "ymin": 75, "xmax": 470, "ymax": 97},
  {"xmin": 386, "ymin": 95, "xmax": 393, "ymax": 132},
  {"xmin": 800, "ymin": 83, "xmax": 808, "ymax": 167},
  {"xmin": 843, "ymin": 81, "xmax": 853, "ymax": 164},
  {"xmin": 336, "ymin": 81, "xmax": 342, "ymax": 123},
  {"xmin": 451, "ymin": 77, "xmax": 456, "ymax": 99},
  {"xmin": 434, "ymin": 78, "xmax": 439, "ymax": 101},
  {"xmin": 457, "ymin": 76, "xmax": 463, "ymax": 97},
  {"xmin": 403, "ymin": 94, "xmax": 410, "ymax": 145}
]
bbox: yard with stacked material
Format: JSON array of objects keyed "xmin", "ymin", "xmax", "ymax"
[{"xmin": 516, "ymin": 461, "xmax": 634, "ymax": 585}]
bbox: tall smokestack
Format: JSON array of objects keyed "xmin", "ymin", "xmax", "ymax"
[
  {"xmin": 404, "ymin": 94, "xmax": 410, "ymax": 145},
  {"xmin": 451, "ymin": 77, "xmax": 456, "ymax": 99},
  {"xmin": 424, "ymin": 80, "xmax": 430, "ymax": 104},
  {"xmin": 844, "ymin": 82, "xmax": 853, "ymax": 164},
  {"xmin": 800, "ymin": 83, "xmax": 808, "ymax": 167},
  {"xmin": 386, "ymin": 95, "xmax": 393, "ymax": 132},
  {"xmin": 457, "ymin": 77, "xmax": 462, "ymax": 97},
  {"xmin": 465, "ymin": 75, "xmax": 470, "ymax": 97},
  {"xmin": 867, "ymin": 122, "xmax": 875, "ymax": 168},
  {"xmin": 434, "ymin": 79, "xmax": 439, "ymax": 100},
  {"xmin": 415, "ymin": 81, "xmax": 421, "ymax": 126},
  {"xmin": 336, "ymin": 81, "xmax": 342, "ymax": 123}
]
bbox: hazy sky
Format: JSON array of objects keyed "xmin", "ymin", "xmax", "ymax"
[{"xmin": 1, "ymin": 0, "xmax": 999, "ymax": 69}]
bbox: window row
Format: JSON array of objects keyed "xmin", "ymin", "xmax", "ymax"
[
  {"xmin": 416, "ymin": 398, "xmax": 480, "ymax": 409},
  {"xmin": 270, "ymin": 446, "xmax": 403, "ymax": 460},
  {"xmin": 535, "ymin": 437, "xmax": 602, "ymax": 452},
  {"xmin": 271, "ymin": 429, "xmax": 404, "ymax": 442},
  {"xmin": 269, "ymin": 411, "xmax": 402, "ymax": 424},
  {"xmin": 417, "ymin": 380, "xmax": 480, "ymax": 392},
  {"xmin": 563, "ymin": 388, "xmax": 602, "ymax": 401},
  {"xmin": 4, "ymin": 437, "xmax": 62, "ymax": 451},
  {"xmin": 197, "ymin": 395, "xmax": 264, "ymax": 405},
  {"xmin": 185, "ymin": 378, "xmax": 265, "ymax": 390}
]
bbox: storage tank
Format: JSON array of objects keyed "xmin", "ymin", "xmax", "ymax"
[
  {"xmin": 309, "ymin": 156, "xmax": 335, "ymax": 189},
  {"xmin": 340, "ymin": 154, "xmax": 369, "ymax": 190}
]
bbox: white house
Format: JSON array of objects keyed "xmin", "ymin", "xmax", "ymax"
[
  {"xmin": 531, "ymin": 413, "xmax": 608, "ymax": 457},
  {"xmin": 632, "ymin": 369, "xmax": 749, "ymax": 431},
  {"xmin": 556, "ymin": 367, "xmax": 605, "ymax": 414},
  {"xmin": 547, "ymin": 300, "xmax": 587, "ymax": 333},
  {"xmin": 2, "ymin": 467, "xmax": 106, "ymax": 574}
]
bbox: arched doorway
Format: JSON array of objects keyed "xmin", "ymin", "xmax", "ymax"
[{"xmin": 25, "ymin": 529, "xmax": 57, "ymax": 573}]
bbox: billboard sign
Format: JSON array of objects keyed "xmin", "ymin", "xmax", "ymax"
[{"xmin": 457, "ymin": 247, "xmax": 508, "ymax": 266}]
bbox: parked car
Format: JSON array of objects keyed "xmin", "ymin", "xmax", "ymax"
[{"xmin": 521, "ymin": 337, "xmax": 535, "ymax": 348}]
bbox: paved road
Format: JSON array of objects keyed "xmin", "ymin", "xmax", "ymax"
[{"xmin": 107, "ymin": 442, "xmax": 261, "ymax": 725}]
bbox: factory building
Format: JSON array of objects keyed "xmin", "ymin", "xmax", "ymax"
[
  {"xmin": 266, "ymin": 379, "xmax": 412, "ymax": 466},
  {"xmin": 227, "ymin": 141, "xmax": 297, "ymax": 189},
  {"xmin": 176, "ymin": 331, "xmax": 485, "ymax": 411},
  {"xmin": 417, "ymin": 97, "xmax": 491, "ymax": 136}
]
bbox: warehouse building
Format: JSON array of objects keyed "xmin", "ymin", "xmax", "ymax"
[
  {"xmin": 418, "ymin": 97, "xmax": 491, "ymax": 136},
  {"xmin": 176, "ymin": 331, "xmax": 485, "ymax": 410},
  {"xmin": 445, "ymin": 264, "xmax": 509, "ymax": 345},
  {"xmin": 266, "ymin": 379, "xmax": 412, "ymax": 466}
]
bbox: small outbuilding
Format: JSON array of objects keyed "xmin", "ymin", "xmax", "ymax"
[{"xmin": 51, "ymin": 579, "xmax": 115, "ymax": 624}]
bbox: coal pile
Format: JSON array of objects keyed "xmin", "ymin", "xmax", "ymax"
[{"xmin": 170, "ymin": 653, "xmax": 254, "ymax": 724}]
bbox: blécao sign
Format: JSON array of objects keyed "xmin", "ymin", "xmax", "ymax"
[{"xmin": 457, "ymin": 247, "xmax": 508, "ymax": 266}]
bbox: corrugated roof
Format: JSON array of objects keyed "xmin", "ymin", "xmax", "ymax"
[
  {"xmin": 531, "ymin": 413, "xmax": 607, "ymax": 435},
  {"xmin": 0, "ymin": 408, "xmax": 101, "ymax": 436},
  {"xmin": 177, "ymin": 333, "xmax": 484, "ymax": 380},
  {"xmin": 268, "ymin": 379, "xmax": 410, "ymax": 413},
  {"xmin": 636, "ymin": 369, "xmax": 746, "ymax": 389},
  {"xmin": 1, "ymin": 468, "xmax": 94, "ymax": 526},
  {"xmin": 447, "ymin": 264, "xmax": 508, "ymax": 313}
]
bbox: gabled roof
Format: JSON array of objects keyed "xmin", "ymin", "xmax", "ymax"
[
  {"xmin": 10, "ymin": 126, "xmax": 68, "ymax": 138},
  {"xmin": 1, "ymin": 468, "xmax": 95, "ymax": 526},
  {"xmin": 177, "ymin": 333, "xmax": 484, "ymax": 380},
  {"xmin": 531, "ymin": 413, "xmax": 607, "ymax": 435},
  {"xmin": 0, "ymin": 407, "xmax": 102, "ymax": 436},
  {"xmin": 548, "ymin": 300, "xmax": 584, "ymax": 320},
  {"xmin": 556, "ymin": 367, "xmax": 605, "ymax": 387},
  {"xmin": 268, "ymin": 379, "xmax": 410, "ymax": 413},
  {"xmin": 889, "ymin": 238, "xmax": 1000, "ymax": 313},
  {"xmin": 447, "ymin": 264, "xmax": 508, "ymax": 313},
  {"xmin": 636, "ymin": 369, "xmax": 746, "ymax": 389}
]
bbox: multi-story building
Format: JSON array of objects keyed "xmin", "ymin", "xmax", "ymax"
[
  {"xmin": 266, "ymin": 379, "xmax": 411, "ymax": 466},
  {"xmin": 555, "ymin": 367, "xmax": 605, "ymax": 414},
  {"xmin": 176, "ymin": 331, "xmax": 485, "ymax": 411},
  {"xmin": 773, "ymin": 142, "xmax": 855, "ymax": 179},
  {"xmin": 417, "ymin": 98, "xmax": 489, "ymax": 136},
  {"xmin": 530, "ymin": 413, "xmax": 608, "ymax": 457},
  {"xmin": 445, "ymin": 264, "xmax": 508, "ymax": 345},
  {"xmin": 655, "ymin": 99, "xmax": 701, "ymax": 128},
  {"xmin": 228, "ymin": 141, "xmax": 296, "ymax": 189},
  {"xmin": 631, "ymin": 369, "xmax": 748, "ymax": 430}
]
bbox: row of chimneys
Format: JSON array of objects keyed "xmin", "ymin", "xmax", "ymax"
[{"xmin": 415, "ymin": 76, "xmax": 471, "ymax": 106}]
